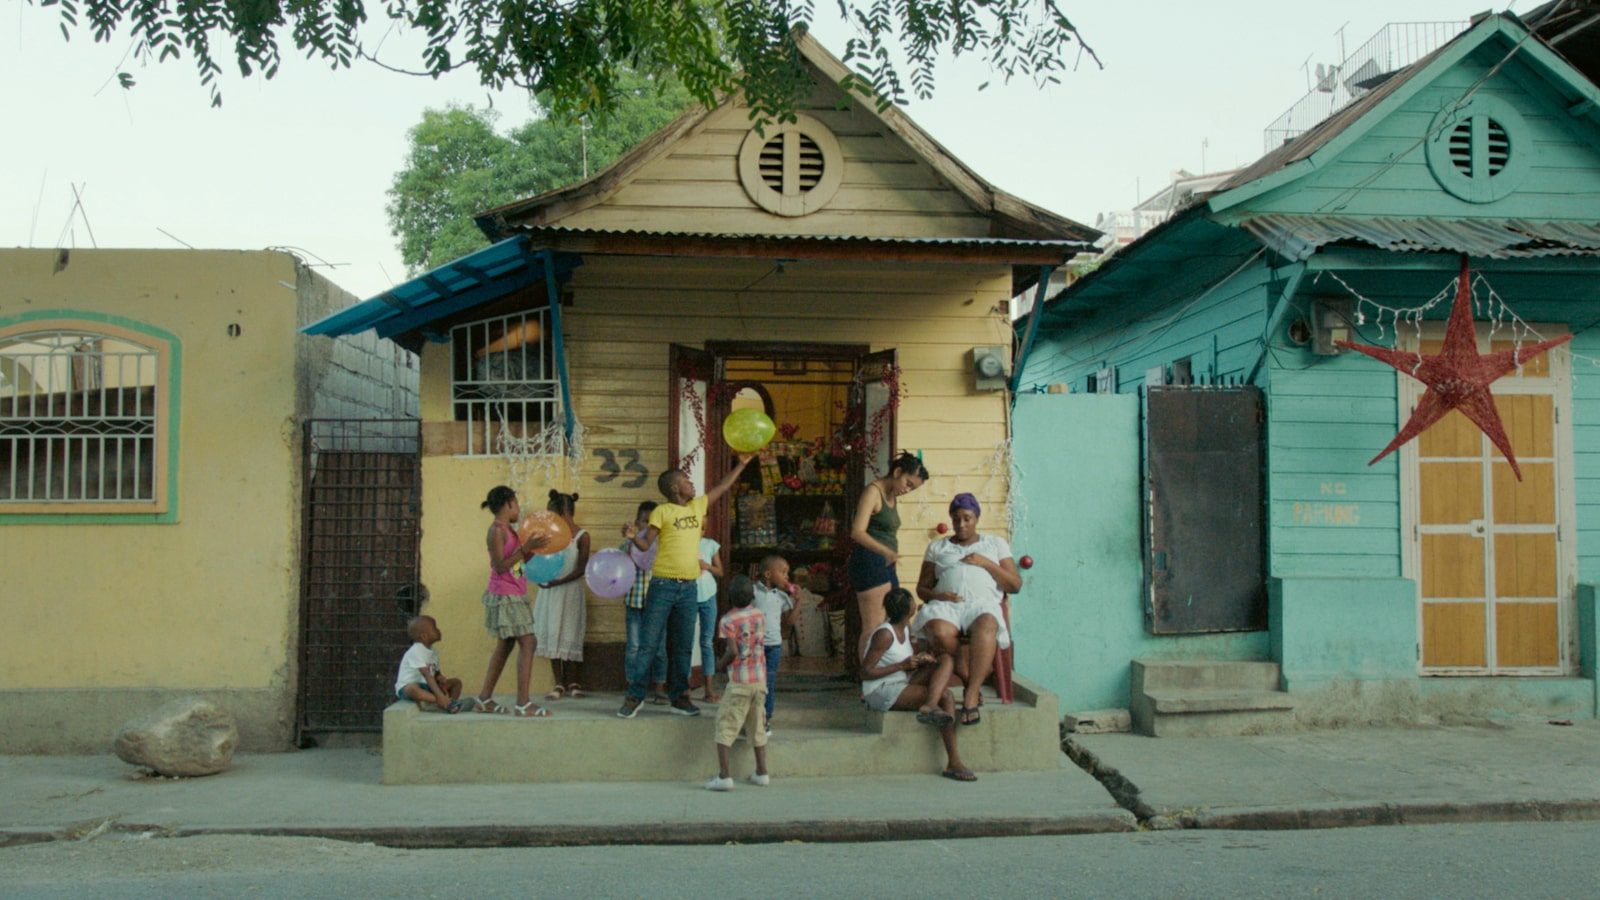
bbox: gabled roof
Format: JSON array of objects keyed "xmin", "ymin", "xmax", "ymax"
[
  {"xmin": 473, "ymin": 31, "xmax": 1096, "ymax": 245},
  {"xmin": 1208, "ymin": 14, "xmax": 1600, "ymax": 214},
  {"xmin": 1036, "ymin": 13, "xmax": 1600, "ymax": 318}
]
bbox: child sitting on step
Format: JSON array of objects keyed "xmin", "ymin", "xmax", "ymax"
[
  {"xmin": 706, "ymin": 575, "xmax": 770, "ymax": 791},
  {"xmin": 395, "ymin": 615, "xmax": 464, "ymax": 712}
]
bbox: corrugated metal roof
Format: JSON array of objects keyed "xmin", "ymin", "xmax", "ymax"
[
  {"xmin": 507, "ymin": 224, "xmax": 1096, "ymax": 252},
  {"xmin": 1238, "ymin": 214, "xmax": 1600, "ymax": 260},
  {"xmin": 301, "ymin": 237, "xmax": 580, "ymax": 342}
]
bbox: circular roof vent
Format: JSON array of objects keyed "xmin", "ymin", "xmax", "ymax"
[
  {"xmin": 1426, "ymin": 98, "xmax": 1528, "ymax": 204},
  {"xmin": 738, "ymin": 115, "xmax": 844, "ymax": 217}
]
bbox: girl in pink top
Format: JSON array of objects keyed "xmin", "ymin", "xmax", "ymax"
[{"xmin": 466, "ymin": 485, "xmax": 552, "ymax": 718}]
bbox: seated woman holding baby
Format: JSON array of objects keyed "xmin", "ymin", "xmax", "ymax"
[{"xmin": 914, "ymin": 493, "xmax": 1022, "ymax": 727}]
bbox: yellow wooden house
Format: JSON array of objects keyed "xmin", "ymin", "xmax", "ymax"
[{"xmin": 306, "ymin": 34, "xmax": 1097, "ymax": 694}]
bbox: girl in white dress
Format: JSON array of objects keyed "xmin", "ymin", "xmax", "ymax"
[
  {"xmin": 533, "ymin": 490, "xmax": 591, "ymax": 699},
  {"xmin": 860, "ymin": 588, "xmax": 973, "ymax": 781}
]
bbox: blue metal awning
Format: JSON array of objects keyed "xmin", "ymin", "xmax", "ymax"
[{"xmin": 301, "ymin": 237, "xmax": 582, "ymax": 342}]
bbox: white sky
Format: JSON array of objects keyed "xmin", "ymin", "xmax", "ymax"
[{"xmin": 2, "ymin": 1, "xmax": 1507, "ymax": 299}]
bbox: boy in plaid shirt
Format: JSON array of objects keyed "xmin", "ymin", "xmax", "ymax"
[
  {"xmin": 706, "ymin": 575, "xmax": 770, "ymax": 791},
  {"xmin": 621, "ymin": 501, "xmax": 667, "ymax": 702}
]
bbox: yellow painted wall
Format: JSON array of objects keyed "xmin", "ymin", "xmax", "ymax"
[
  {"xmin": 417, "ymin": 255, "xmax": 1016, "ymax": 685},
  {"xmin": 560, "ymin": 80, "xmax": 992, "ymax": 238},
  {"xmin": 1, "ymin": 249, "xmax": 303, "ymax": 696}
]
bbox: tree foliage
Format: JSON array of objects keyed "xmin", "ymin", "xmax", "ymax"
[
  {"xmin": 39, "ymin": 0, "xmax": 1097, "ymax": 119},
  {"xmin": 387, "ymin": 72, "xmax": 692, "ymax": 272}
]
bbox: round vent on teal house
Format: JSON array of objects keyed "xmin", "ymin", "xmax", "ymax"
[{"xmin": 1424, "ymin": 96, "xmax": 1532, "ymax": 203}]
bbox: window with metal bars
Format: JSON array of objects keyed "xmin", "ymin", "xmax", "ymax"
[
  {"xmin": 450, "ymin": 310, "xmax": 560, "ymax": 456},
  {"xmin": 0, "ymin": 326, "xmax": 163, "ymax": 508}
]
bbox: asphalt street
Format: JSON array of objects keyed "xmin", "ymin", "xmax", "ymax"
[{"xmin": 6, "ymin": 822, "xmax": 1597, "ymax": 898}]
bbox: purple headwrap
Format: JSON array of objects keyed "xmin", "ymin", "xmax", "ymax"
[{"xmin": 948, "ymin": 493, "xmax": 981, "ymax": 518}]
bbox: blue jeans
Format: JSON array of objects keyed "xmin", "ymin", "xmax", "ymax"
[
  {"xmin": 696, "ymin": 599, "xmax": 717, "ymax": 682},
  {"xmin": 763, "ymin": 644, "xmax": 782, "ymax": 719},
  {"xmin": 627, "ymin": 578, "xmax": 699, "ymax": 701},
  {"xmin": 624, "ymin": 605, "xmax": 667, "ymax": 687}
]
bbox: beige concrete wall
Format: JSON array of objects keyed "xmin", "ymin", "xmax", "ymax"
[
  {"xmin": 0, "ymin": 248, "xmax": 306, "ymax": 751},
  {"xmin": 416, "ymin": 255, "xmax": 1016, "ymax": 687}
]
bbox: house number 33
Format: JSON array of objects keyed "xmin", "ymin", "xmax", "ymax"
[{"xmin": 593, "ymin": 449, "xmax": 648, "ymax": 488}]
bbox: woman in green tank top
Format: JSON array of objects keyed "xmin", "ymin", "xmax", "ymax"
[{"xmin": 849, "ymin": 451, "xmax": 929, "ymax": 656}]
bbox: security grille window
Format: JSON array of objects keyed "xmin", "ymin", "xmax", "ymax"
[
  {"xmin": 737, "ymin": 114, "xmax": 845, "ymax": 216},
  {"xmin": 0, "ymin": 328, "xmax": 160, "ymax": 506},
  {"xmin": 450, "ymin": 310, "xmax": 560, "ymax": 456}
]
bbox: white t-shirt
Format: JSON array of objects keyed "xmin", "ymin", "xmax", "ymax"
[
  {"xmin": 394, "ymin": 641, "xmax": 439, "ymax": 692},
  {"xmin": 924, "ymin": 534, "xmax": 1013, "ymax": 606},
  {"xmin": 696, "ymin": 537, "xmax": 720, "ymax": 603},
  {"xmin": 753, "ymin": 583, "xmax": 794, "ymax": 647}
]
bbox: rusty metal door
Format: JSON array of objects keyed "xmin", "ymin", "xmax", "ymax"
[
  {"xmin": 297, "ymin": 419, "xmax": 422, "ymax": 735},
  {"xmin": 1145, "ymin": 387, "xmax": 1265, "ymax": 634}
]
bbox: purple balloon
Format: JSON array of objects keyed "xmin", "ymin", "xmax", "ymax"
[
  {"xmin": 628, "ymin": 541, "xmax": 658, "ymax": 572},
  {"xmin": 585, "ymin": 548, "xmax": 638, "ymax": 599}
]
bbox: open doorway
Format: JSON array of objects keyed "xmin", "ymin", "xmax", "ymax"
[{"xmin": 669, "ymin": 342, "xmax": 897, "ymax": 678}]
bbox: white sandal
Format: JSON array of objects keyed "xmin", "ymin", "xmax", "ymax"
[{"xmin": 514, "ymin": 702, "xmax": 551, "ymax": 718}]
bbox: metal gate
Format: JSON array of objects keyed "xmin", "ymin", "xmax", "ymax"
[{"xmin": 297, "ymin": 419, "xmax": 422, "ymax": 734}]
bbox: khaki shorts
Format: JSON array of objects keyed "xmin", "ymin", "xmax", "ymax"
[{"xmin": 714, "ymin": 682, "xmax": 768, "ymax": 748}]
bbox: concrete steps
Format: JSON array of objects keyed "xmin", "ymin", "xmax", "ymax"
[
  {"xmin": 382, "ymin": 677, "xmax": 1064, "ymax": 784},
  {"xmin": 1131, "ymin": 659, "xmax": 1296, "ymax": 737}
]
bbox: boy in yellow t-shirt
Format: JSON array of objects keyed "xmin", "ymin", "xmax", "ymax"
[{"xmin": 620, "ymin": 453, "xmax": 752, "ymax": 718}]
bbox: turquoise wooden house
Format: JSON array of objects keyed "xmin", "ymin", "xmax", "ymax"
[{"xmin": 1010, "ymin": 13, "xmax": 1600, "ymax": 734}]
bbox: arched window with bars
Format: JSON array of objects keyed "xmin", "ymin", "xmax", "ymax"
[{"xmin": 0, "ymin": 317, "xmax": 176, "ymax": 516}]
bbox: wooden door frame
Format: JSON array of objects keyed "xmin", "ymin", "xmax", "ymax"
[
  {"xmin": 694, "ymin": 339, "xmax": 874, "ymax": 589},
  {"xmin": 1397, "ymin": 321, "xmax": 1577, "ymax": 676}
]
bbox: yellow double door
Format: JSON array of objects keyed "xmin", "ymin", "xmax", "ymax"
[{"xmin": 1412, "ymin": 330, "xmax": 1571, "ymax": 674}]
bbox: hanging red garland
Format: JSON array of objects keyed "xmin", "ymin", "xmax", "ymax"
[{"xmin": 1336, "ymin": 257, "xmax": 1570, "ymax": 481}]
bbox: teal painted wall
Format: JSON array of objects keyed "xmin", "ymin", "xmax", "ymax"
[
  {"xmin": 1265, "ymin": 342, "xmax": 1402, "ymax": 578},
  {"xmin": 1020, "ymin": 257, "xmax": 1280, "ymax": 395},
  {"xmin": 1569, "ymin": 328, "xmax": 1600, "ymax": 585},
  {"xmin": 1232, "ymin": 37, "xmax": 1600, "ymax": 221},
  {"xmin": 1011, "ymin": 393, "xmax": 1268, "ymax": 713},
  {"xmin": 1270, "ymin": 576, "xmax": 1416, "ymax": 691}
]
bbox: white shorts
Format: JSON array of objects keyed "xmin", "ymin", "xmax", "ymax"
[
  {"xmin": 914, "ymin": 599, "xmax": 1011, "ymax": 650},
  {"xmin": 862, "ymin": 680, "xmax": 907, "ymax": 712}
]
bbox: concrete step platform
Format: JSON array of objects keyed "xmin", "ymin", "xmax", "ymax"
[
  {"xmin": 1142, "ymin": 690, "xmax": 1297, "ymax": 715},
  {"xmin": 383, "ymin": 678, "xmax": 1063, "ymax": 784},
  {"xmin": 1131, "ymin": 659, "xmax": 1295, "ymax": 737}
]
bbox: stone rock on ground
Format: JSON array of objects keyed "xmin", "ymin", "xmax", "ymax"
[{"xmin": 113, "ymin": 698, "xmax": 238, "ymax": 777}]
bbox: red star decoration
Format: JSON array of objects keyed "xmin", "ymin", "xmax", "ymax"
[{"xmin": 1335, "ymin": 257, "xmax": 1569, "ymax": 481}]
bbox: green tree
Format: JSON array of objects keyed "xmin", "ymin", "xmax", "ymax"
[
  {"xmin": 388, "ymin": 72, "xmax": 691, "ymax": 272},
  {"xmin": 39, "ymin": 1, "xmax": 1096, "ymax": 119}
]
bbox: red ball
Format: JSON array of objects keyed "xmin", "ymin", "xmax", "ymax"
[
  {"xmin": 935, "ymin": 522, "xmax": 949, "ymax": 534},
  {"xmin": 1019, "ymin": 555, "xmax": 1034, "ymax": 570}
]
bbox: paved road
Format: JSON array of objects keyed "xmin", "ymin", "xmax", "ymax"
[{"xmin": 6, "ymin": 822, "xmax": 1596, "ymax": 898}]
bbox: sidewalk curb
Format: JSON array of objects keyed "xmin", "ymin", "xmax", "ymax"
[
  {"xmin": 1189, "ymin": 798, "xmax": 1600, "ymax": 831},
  {"xmin": 1, "ymin": 810, "xmax": 1137, "ymax": 850}
]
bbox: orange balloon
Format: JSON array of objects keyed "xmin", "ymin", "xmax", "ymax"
[{"xmin": 517, "ymin": 510, "xmax": 573, "ymax": 555}]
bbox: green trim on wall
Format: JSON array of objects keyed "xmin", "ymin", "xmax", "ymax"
[{"xmin": 0, "ymin": 308, "xmax": 182, "ymax": 525}]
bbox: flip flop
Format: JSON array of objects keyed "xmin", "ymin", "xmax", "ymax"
[
  {"xmin": 466, "ymin": 697, "xmax": 509, "ymax": 715},
  {"xmin": 446, "ymin": 699, "xmax": 466, "ymax": 714},
  {"xmin": 916, "ymin": 709, "xmax": 955, "ymax": 727},
  {"xmin": 941, "ymin": 768, "xmax": 978, "ymax": 783},
  {"xmin": 959, "ymin": 707, "xmax": 981, "ymax": 726}
]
